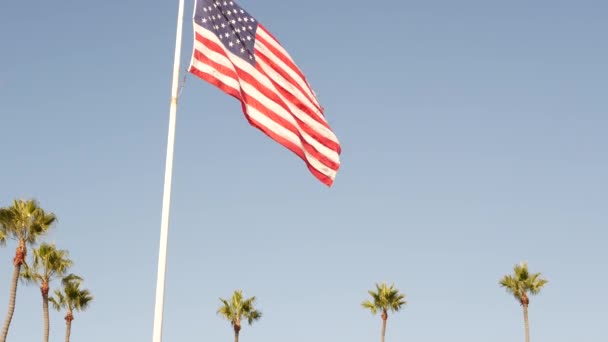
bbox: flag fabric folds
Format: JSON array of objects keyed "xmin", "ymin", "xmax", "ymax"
[{"xmin": 188, "ymin": 0, "xmax": 341, "ymax": 186}]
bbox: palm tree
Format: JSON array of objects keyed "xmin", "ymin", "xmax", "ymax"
[
  {"xmin": 362, "ymin": 283, "xmax": 407, "ymax": 342},
  {"xmin": 500, "ymin": 262, "xmax": 548, "ymax": 342},
  {"xmin": 50, "ymin": 274, "xmax": 93, "ymax": 342},
  {"xmin": 21, "ymin": 243, "xmax": 73, "ymax": 342},
  {"xmin": 217, "ymin": 290, "xmax": 262, "ymax": 342},
  {"xmin": 0, "ymin": 199, "xmax": 56, "ymax": 342}
]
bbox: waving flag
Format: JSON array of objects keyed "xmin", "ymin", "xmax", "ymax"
[{"xmin": 188, "ymin": 0, "xmax": 341, "ymax": 186}]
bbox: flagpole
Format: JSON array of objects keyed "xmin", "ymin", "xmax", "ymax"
[{"xmin": 153, "ymin": 0, "xmax": 185, "ymax": 341}]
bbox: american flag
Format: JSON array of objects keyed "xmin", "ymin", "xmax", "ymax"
[{"xmin": 188, "ymin": 0, "xmax": 341, "ymax": 186}]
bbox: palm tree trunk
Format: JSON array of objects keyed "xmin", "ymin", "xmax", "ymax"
[
  {"xmin": 65, "ymin": 310, "xmax": 73, "ymax": 342},
  {"xmin": 380, "ymin": 310, "xmax": 388, "ymax": 342},
  {"xmin": 65, "ymin": 320, "xmax": 71, "ymax": 342},
  {"xmin": 42, "ymin": 287, "xmax": 50, "ymax": 342},
  {"xmin": 523, "ymin": 304, "xmax": 530, "ymax": 342},
  {"xmin": 234, "ymin": 329, "xmax": 239, "ymax": 342},
  {"xmin": 0, "ymin": 243, "xmax": 25, "ymax": 342}
]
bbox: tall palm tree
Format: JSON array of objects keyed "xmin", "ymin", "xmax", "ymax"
[
  {"xmin": 362, "ymin": 282, "xmax": 407, "ymax": 342},
  {"xmin": 500, "ymin": 262, "xmax": 548, "ymax": 342},
  {"xmin": 22, "ymin": 243, "xmax": 73, "ymax": 342},
  {"xmin": 217, "ymin": 290, "xmax": 262, "ymax": 342},
  {"xmin": 49, "ymin": 274, "xmax": 93, "ymax": 342},
  {"xmin": 0, "ymin": 199, "xmax": 56, "ymax": 342}
]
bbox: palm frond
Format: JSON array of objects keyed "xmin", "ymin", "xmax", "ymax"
[
  {"xmin": 363, "ymin": 282, "xmax": 407, "ymax": 315},
  {"xmin": 0, "ymin": 225, "xmax": 6, "ymax": 246},
  {"xmin": 217, "ymin": 290, "xmax": 262, "ymax": 327},
  {"xmin": 49, "ymin": 290, "xmax": 65, "ymax": 311},
  {"xmin": 0, "ymin": 199, "xmax": 55, "ymax": 244},
  {"xmin": 52, "ymin": 274, "xmax": 93, "ymax": 314},
  {"xmin": 246, "ymin": 310, "xmax": 262, "ymax": 325},
  {"xmin": 20, "ymin": 243, "xmax": 72, "ymax": 289},
  {"xmin": 361, "ymin": 299, "xmax": 378, "ymax": 314},
  {"xmin": 500, "ymin": 262, "xmax": 548, "ymax": 303}
]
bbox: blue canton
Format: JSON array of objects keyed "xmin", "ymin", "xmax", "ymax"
[{"xmin": 195, "ymin": 0, "xmax": 259, "ymax": 65}]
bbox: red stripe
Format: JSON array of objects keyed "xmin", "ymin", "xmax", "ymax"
[
  {"xmin": 262, "ymin": 77, "xmax": 341, "ymax": 154},
  {"xmin": 192, "ymin": 49, "xmax": 240, "ymax": 82},
  {"xmin": 240, "ymin": 89, "xmax": 340, "ymax": 171},
  {"xmin": 236, "ymin": 68, "xmax": 339, "ymax": 171},
  {"xmin": 251, "ymin": 60, "xmax": 340, "ymax": 153},
  {"xmin": 188, "ymin": 65, "xmax": 242, "ymax": 100},
  {"xmin": 229, "ymin": 60, "xmax": 339, "ymax": 156},
  {"xmin": 244, "ymin": 114, "xmax": 335, "ymax": 186},
  {"xmin": 257, "ymin": 26, "xmax": 323, "ymax": 111},
  {"xmin": 194, "ymin": 32, "xmax": 235, "ymax": 66},
  {"xmin": 257, "ymin": 26, "xmax": 307, "ymax": 83},
  {"xmin": 254, "ymin": 50, "xmax": 325, "ymax": 120}
]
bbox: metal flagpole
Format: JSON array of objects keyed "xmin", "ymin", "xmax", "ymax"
[{"xmin": 153, "ymin": 0, "xmax": 185, "ymax": 341}]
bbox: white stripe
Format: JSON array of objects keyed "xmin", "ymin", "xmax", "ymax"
[
  {"xmin": 256, "ymin": 28, "xmax": 321, "ymax": 109},
  {"xmin": 189, "ymin": 60, "xmax": 241, "ymax": 91}
]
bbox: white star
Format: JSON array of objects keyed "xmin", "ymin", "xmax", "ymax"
[
  {"xmin": 243, "ymin": 17, "xmax": 249, "ymax": 22},
  {"xmin": 231, "ymin": 19, "xmax": 236, "ymax": 24},
  {"xmin": 226, "ymin": 10, "xmax": 231, "ymax": 15},
  {"xmin": 228, "ymin": 41, "xmax": 234, "ymax": 47},
  {"xmin": 223, "ymin": 1, "xmax": 228, "ymax": 5},
  {"xmin": 237, "ymin": 17, "xmax": 242, "ymax": 22},
  {"xmin": 240, "ymin": 47, "xmax": 245, "ymax": 53},
  {"xmin": 240, "ymin": 9, "xmax": 244, "ymax": 14},
  {"xmin": 235, "ymin": 28, "xmax": 240, "ymax": 33},
  {"xmin": 242, "ymin": 26, "xmax": 246, "ymax": 31},
  {"xmin": 246, "ymin": 36, "xmax": 251, "ymax": 41},
  {"xmin": 249, "ymin": 55, "xmax": 253, "ymax": 60},
  {"xmin": 203, "ymin": 8, "xmax": 207, "ymax": 12},
  {"xmin": 248, "ymin": 25, "xmax": 253, "ymax": 30},
  {"xmin": 202, "ymin": 18, "xmax": 207, "ymax": 23},
  {"xmin": 221, "ymin": 23, "xmax": 226, "ymax": 28}
]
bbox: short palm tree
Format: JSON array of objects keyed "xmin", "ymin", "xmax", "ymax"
[
  {"xmin": 217, "ymin": 290, "xmax": 262, "ymax": 342},
  {"xmin": 500, "ymin": 262, "xmax": 548, "ymax": 342},
  {"xmin": 50, "ymin": 274, "xmax": 93, "ymax": 342},
  {"xmin": 0, "ymin": 199, "xmax": 56, "ymax": 342},
  {"xmin": 362, "ymin": 283, "xmax": 407, "ymax": 342},
  {"xmin": 22, "ymin": 243, "xmax": 73, "ymax": 342}
]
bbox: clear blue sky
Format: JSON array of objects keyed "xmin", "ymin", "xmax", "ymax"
[{"xmin": 1, "ymin": 0, "xmax": 607, "ymax": 341}]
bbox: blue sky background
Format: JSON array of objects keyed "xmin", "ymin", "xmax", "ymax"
[{"xmin": 1, "ymin": 0, "xmax": 607, "ymax": 341}]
